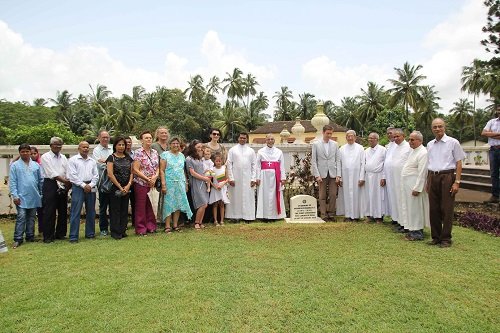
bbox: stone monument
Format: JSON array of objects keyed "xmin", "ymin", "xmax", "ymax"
[{"xmin": 285, "ymin": 194, "xmax": 325, "ymax": 223}]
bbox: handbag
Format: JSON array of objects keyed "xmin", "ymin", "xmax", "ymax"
[{"xmin": 98, "ymin": 156, "xmax": 114, "ymax": 193}]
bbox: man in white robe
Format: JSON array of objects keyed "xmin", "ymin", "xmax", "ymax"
[
  {"xmin": 337, "ymin": 130, "xmax": 365, "ymax": 220},
  {"xmin": 383, "ymin": 128, "xmax": 411, "ymax": 231},
  {"xmin": 383, "ymin": 127, "xmax": 396, "ymax": 222},
  {"xmin": 363, "ymin": 132, "xmax": 387, "ymax": 223},
  {"xmin": 226, "ymin": 132, "xmax": 257, "ymax": 221},
  {"xmin": 256, "ymin": 134, "xmax": 286, "ymax": 220},
  {"xmin": 400, "ymin": 131, "xmax": 429, "ymax": 241}
]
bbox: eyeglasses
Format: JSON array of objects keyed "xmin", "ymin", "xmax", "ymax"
[{"xmin": 212, "ymin": 133, "xmax": 220, "ymax": 136}]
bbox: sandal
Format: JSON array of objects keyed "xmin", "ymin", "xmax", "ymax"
[
  {"xmin": 194, "ymin": 223, "xmax": 201, "ymax": 230},
  {"xmin": 164, "ymin": 228, "xmax": 172, "ymax": 234},
  {"xmin": 173, "ymin": 227, "xmax": 182, "ymax": 232}
]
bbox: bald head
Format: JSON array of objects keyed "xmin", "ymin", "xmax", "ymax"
[{"xmin": 265, "ymin": 133, "xmax": 275, "ymax": 147}]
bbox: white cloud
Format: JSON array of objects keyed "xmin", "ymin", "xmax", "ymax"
[
  {"xmin": 421, "ymin": 0, "xmax": 491, "ymax": 112},
  {"xmin": 301, "ymin": 0, "xmax": 491, "ymax": 113},
  {"xmin": 0, "ymin": 23, "xmax": 275, "ymax": 104},
  {"xmin": 302, "ymin": 56, "xmax": 390, "ymax": 103}
]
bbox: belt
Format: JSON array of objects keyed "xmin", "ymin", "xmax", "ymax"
[
  {"xmin": 491, "ymin": 145, "xmax": 500, "ymax": 149},
  {"xmin": 83, "ymin": 180, "xmax": 91, "ymax": 184},
  {"xmin": 428, "ymin": 169, "xmax": 455, "ymax": 175}
]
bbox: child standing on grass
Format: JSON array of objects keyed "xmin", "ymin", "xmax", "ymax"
[
  {"xmin": 208, "ymin": 152, "xmax": 230, "ymax": 226},
  {"xmin": 202, "ymin": 146, "xmax": 214, "ymax": 193}
]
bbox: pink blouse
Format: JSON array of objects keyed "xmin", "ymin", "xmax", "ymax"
[{"xmin": 133, "ymin": 147, "xmax": 159, "ymax": 187}]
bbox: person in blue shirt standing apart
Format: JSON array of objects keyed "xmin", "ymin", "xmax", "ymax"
[{"xmin": 9, "ymin": 143, "xmax": 43, "ymax": 249}]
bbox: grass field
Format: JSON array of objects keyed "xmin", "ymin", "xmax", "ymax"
[{"xmin": 0, "ymin": 219, "xmax": 498, "ymax": 333}]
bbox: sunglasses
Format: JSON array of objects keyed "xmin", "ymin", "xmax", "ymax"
[{"xmin": 212, "ymin": 133, "xmax": 220, "ymax": 136}]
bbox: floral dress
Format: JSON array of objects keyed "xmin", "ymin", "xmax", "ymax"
[
  {"xmin": 133, "ymin": 148, "xmax": 159, "ymax": 187},
  {"xmin": 161, "ymin": 151, "xmax": 193, "ymax": 220}
]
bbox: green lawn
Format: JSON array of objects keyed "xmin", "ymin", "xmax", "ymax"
[{"xmin": 0, "ymin": 220, "xmax": 498, "ymax": 333}]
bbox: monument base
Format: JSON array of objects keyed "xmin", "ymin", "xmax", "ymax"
[{"xmin": 285, "ymin": 217, "xmax": 325, "ymax": 224}]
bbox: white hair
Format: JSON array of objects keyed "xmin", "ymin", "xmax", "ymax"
[
  {"xmin": 50, "ymin": 137, "xmax": 63, "ymax": 145},
  {"xmin": 368, "ymin": 132, "xmax": 379, "ymax": 140},
  {"xmin": 346, "ymin": 130, "xmax": 357, "ymax": 136},
  {"xmin": 411, "ymin": 131, "xmax": 423, "ymax": 141}
]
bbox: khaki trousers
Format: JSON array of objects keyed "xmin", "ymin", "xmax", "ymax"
[{"xmin": 318, "ymin": 175, "xmax": 338, "ymax": 218}]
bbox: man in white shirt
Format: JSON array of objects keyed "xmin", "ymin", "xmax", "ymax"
[
  {"xmin": 427, "ymin": 118, "xmax": 465, "ymax": 247},
  {"xmin": 92, "ymin": 130, "xmax": 112, "ymax": 236},
  {"xmin": 41, "ymin": 137, "xmax": 71, "ymax": 243},
  {"xmin": 311, "ymin": 125, "xmax": 341, "ymax": 220},
  {"xmin": 226, "ymin": 132, "xmax": 257, "ymax": 222},
  {"xmin": 400, "ymin": 131, "xmax": 429, "ymax": 241},
  {"xmin": 67, "ymin": 141, "xmax": 99, "ymax": 243},
  {"xmin": 256, "ymin": 134, "xmax": 286, "ymax": 220},
  {"xmin": 481, "ymin": 104, "xmax": 500, "ymax": 203},
  {"xmin": 363, "ymin": 132, "xmax": 387, "ymax": 223},
  {"xmin": 337, "ymin": 130, "xmax": 365, "ymax": 220},
  {"xmin": 384, "ymin": 128, "xmax": 411, "ymax": 232}
]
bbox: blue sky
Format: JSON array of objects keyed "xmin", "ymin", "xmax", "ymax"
[{"xmin": 0, "ymin": 0, "xmax": 491, "ymax": 114}]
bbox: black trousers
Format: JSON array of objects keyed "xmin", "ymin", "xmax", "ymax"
[
  {"xmin": 109, "ymin": 192, "xmax": 130, "ymax": 239},
  {"xmin": 42, "ymin": 179, "xmax": 68, "ymax": 241}
]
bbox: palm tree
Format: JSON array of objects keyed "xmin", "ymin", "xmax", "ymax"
[
  {"xmin": 253, "ymin": 91, "xmax": 269, "ymax": 111},
  {"xmin": 273, "ymin": 86, "xmax": 295, "ymax": 121},
  {"xmin": 450, "ymin": 98, "xmax": 474, "ymax": 142},
  {"xmin": 336, "ymin": 97, "xmax": 361, "ymax": 132},
  {"xmin": 32, "ymin": 98, "xmax": 47, "ymax": 107},
  {"xmin": 213, "ymin": 100, "xmax": 246, "ymax": 142},
  {"xmin": 49, "ymin": 90, "xmax": 74, "ymax": 116},
  {"xmin": 185, "ymin": 74, "xmax": 206, "ymax": 104},
  {"xmin": 298, "ymin": 93, "xmax": 317, "ymax": 120},
  {"xmin": 222, "ymin": 68, "xmax": 244, "ymax": 101},
  {"xmin": 388, "ymin": 62, "xmax": 427, "ymax": 124},
  {"xmin": 112, "ymin": 99, "xmax": 141, "ymax": 134},
  {"xmin": 358, "ymin": 82, "xmax": 385, "ymax": 129},
  {"xmin": 89, "ymin": 84, "xmax": 112, "ymax": 114},
  {"xmin": 206, "ymin": 75, "xmax": 221, "ymax": 96},
  {"xmin": 242, "ymin": 73, "xmax": 259, "ymax": 109},
  {"xmin": 415, "ymin": 85, "xmax": 440, "ymax": 142},
  {"xmin": 461, "ymin": 60, "xmax": 486, "ymax": 146},
  {"xmin": 142, "ymin": 92, "xmax": 159, "ymax": 119}
]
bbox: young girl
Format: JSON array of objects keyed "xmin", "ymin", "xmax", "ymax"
[
  {"xmin": 208, "ymin": 152, "xmax": 230, "ymax": 226},
  {"xmin": 202, "ymin": 146, "xmax": 214, "ymax": 192}
]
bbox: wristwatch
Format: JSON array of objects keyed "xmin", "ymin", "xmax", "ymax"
[{"xmin": 455, "ymin": 180, "xmax": 461, "ymax": 184}]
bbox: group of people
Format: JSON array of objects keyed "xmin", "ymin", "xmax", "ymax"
[
  {"xmin": 8, "ymin": 107, "xmax": 500, "ymax": 249},
  {"xmin": 7, "ymin": 126, "xmax": 286, "ymax": 247},
  {"xmin": 312, "ymin": 120, "xmax": 464, "ymax": 247}
]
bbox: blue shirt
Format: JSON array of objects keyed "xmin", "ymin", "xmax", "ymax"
[{"xmin": 9, "ymin": 159, "xmax": 43, "ymax": 209}]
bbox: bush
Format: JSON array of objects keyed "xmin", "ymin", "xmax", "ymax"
[
  {"xmin": 7, "ymin": 122, "xmax": 81, "ymax": 145},
  {"xmin": 457, "ymin": 211, "xmax": 500, "ymax": 236}
]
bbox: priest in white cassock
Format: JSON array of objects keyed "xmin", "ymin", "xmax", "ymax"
[
  {"xmin": 383, "ymin": 128, "xmax": 411, "ymax": 232},
  {"xmin": 363, "ymin": 132, "xmax": 387, "ymax": 223},
  {"xmin": 337, "ymin": 130, "xmax": 365, "ymax": 220},
  {"xmin": 226, "ymin": 132, "xmax": 257, "ymax": 221},
  {"xmin": 400, "ymin": 131, "xmax": 429, "ymax": 241},
  {"xmin": 256, "ymin": 134, "xmax": 286, "ymax": 220},
  {"xmin": 383, "ymin": 127, "xmax": 396, "ymax": 222}
]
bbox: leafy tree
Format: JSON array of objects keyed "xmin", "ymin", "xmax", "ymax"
[
  {"xmin": 0, "ymin": 101, "xmax": 57, "ymax": 128},
  {"xmin": 32, "ymin": 98, "xmax": 48, "ymax": 106},
  {"xmin": 481, "ymin": 0, "xmax": 500, "ymax": 54},
  {"xmin": 49, "ymin": 90, "xmax": 73, "ymax": 119},
  {"xmin": 370, "ymin": 106, "xmax": 415, "ymax": 144},
  {"xmin": 7, "ymin": 122, "xmax": 81, "ymax": 145},
  {"xmin": 242, "ymin": 73, "xmax": 259, "ymax": 109}
]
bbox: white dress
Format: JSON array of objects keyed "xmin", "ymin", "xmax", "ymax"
[
  {"xmin": 209, "ymin": 166, "xmax": 230, "ymax": 204},
  {"xmin": 383, "ymin": 140, "xmax": 411, "ymax": 222}
]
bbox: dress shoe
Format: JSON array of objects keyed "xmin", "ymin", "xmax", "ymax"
[
  {"xmin": 440, "ymin": 242, "xmax": 452, "ymax": 248},
  {"xmin": 427, "ymin": 239, "xmax": 440, "ymax": 245}
]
